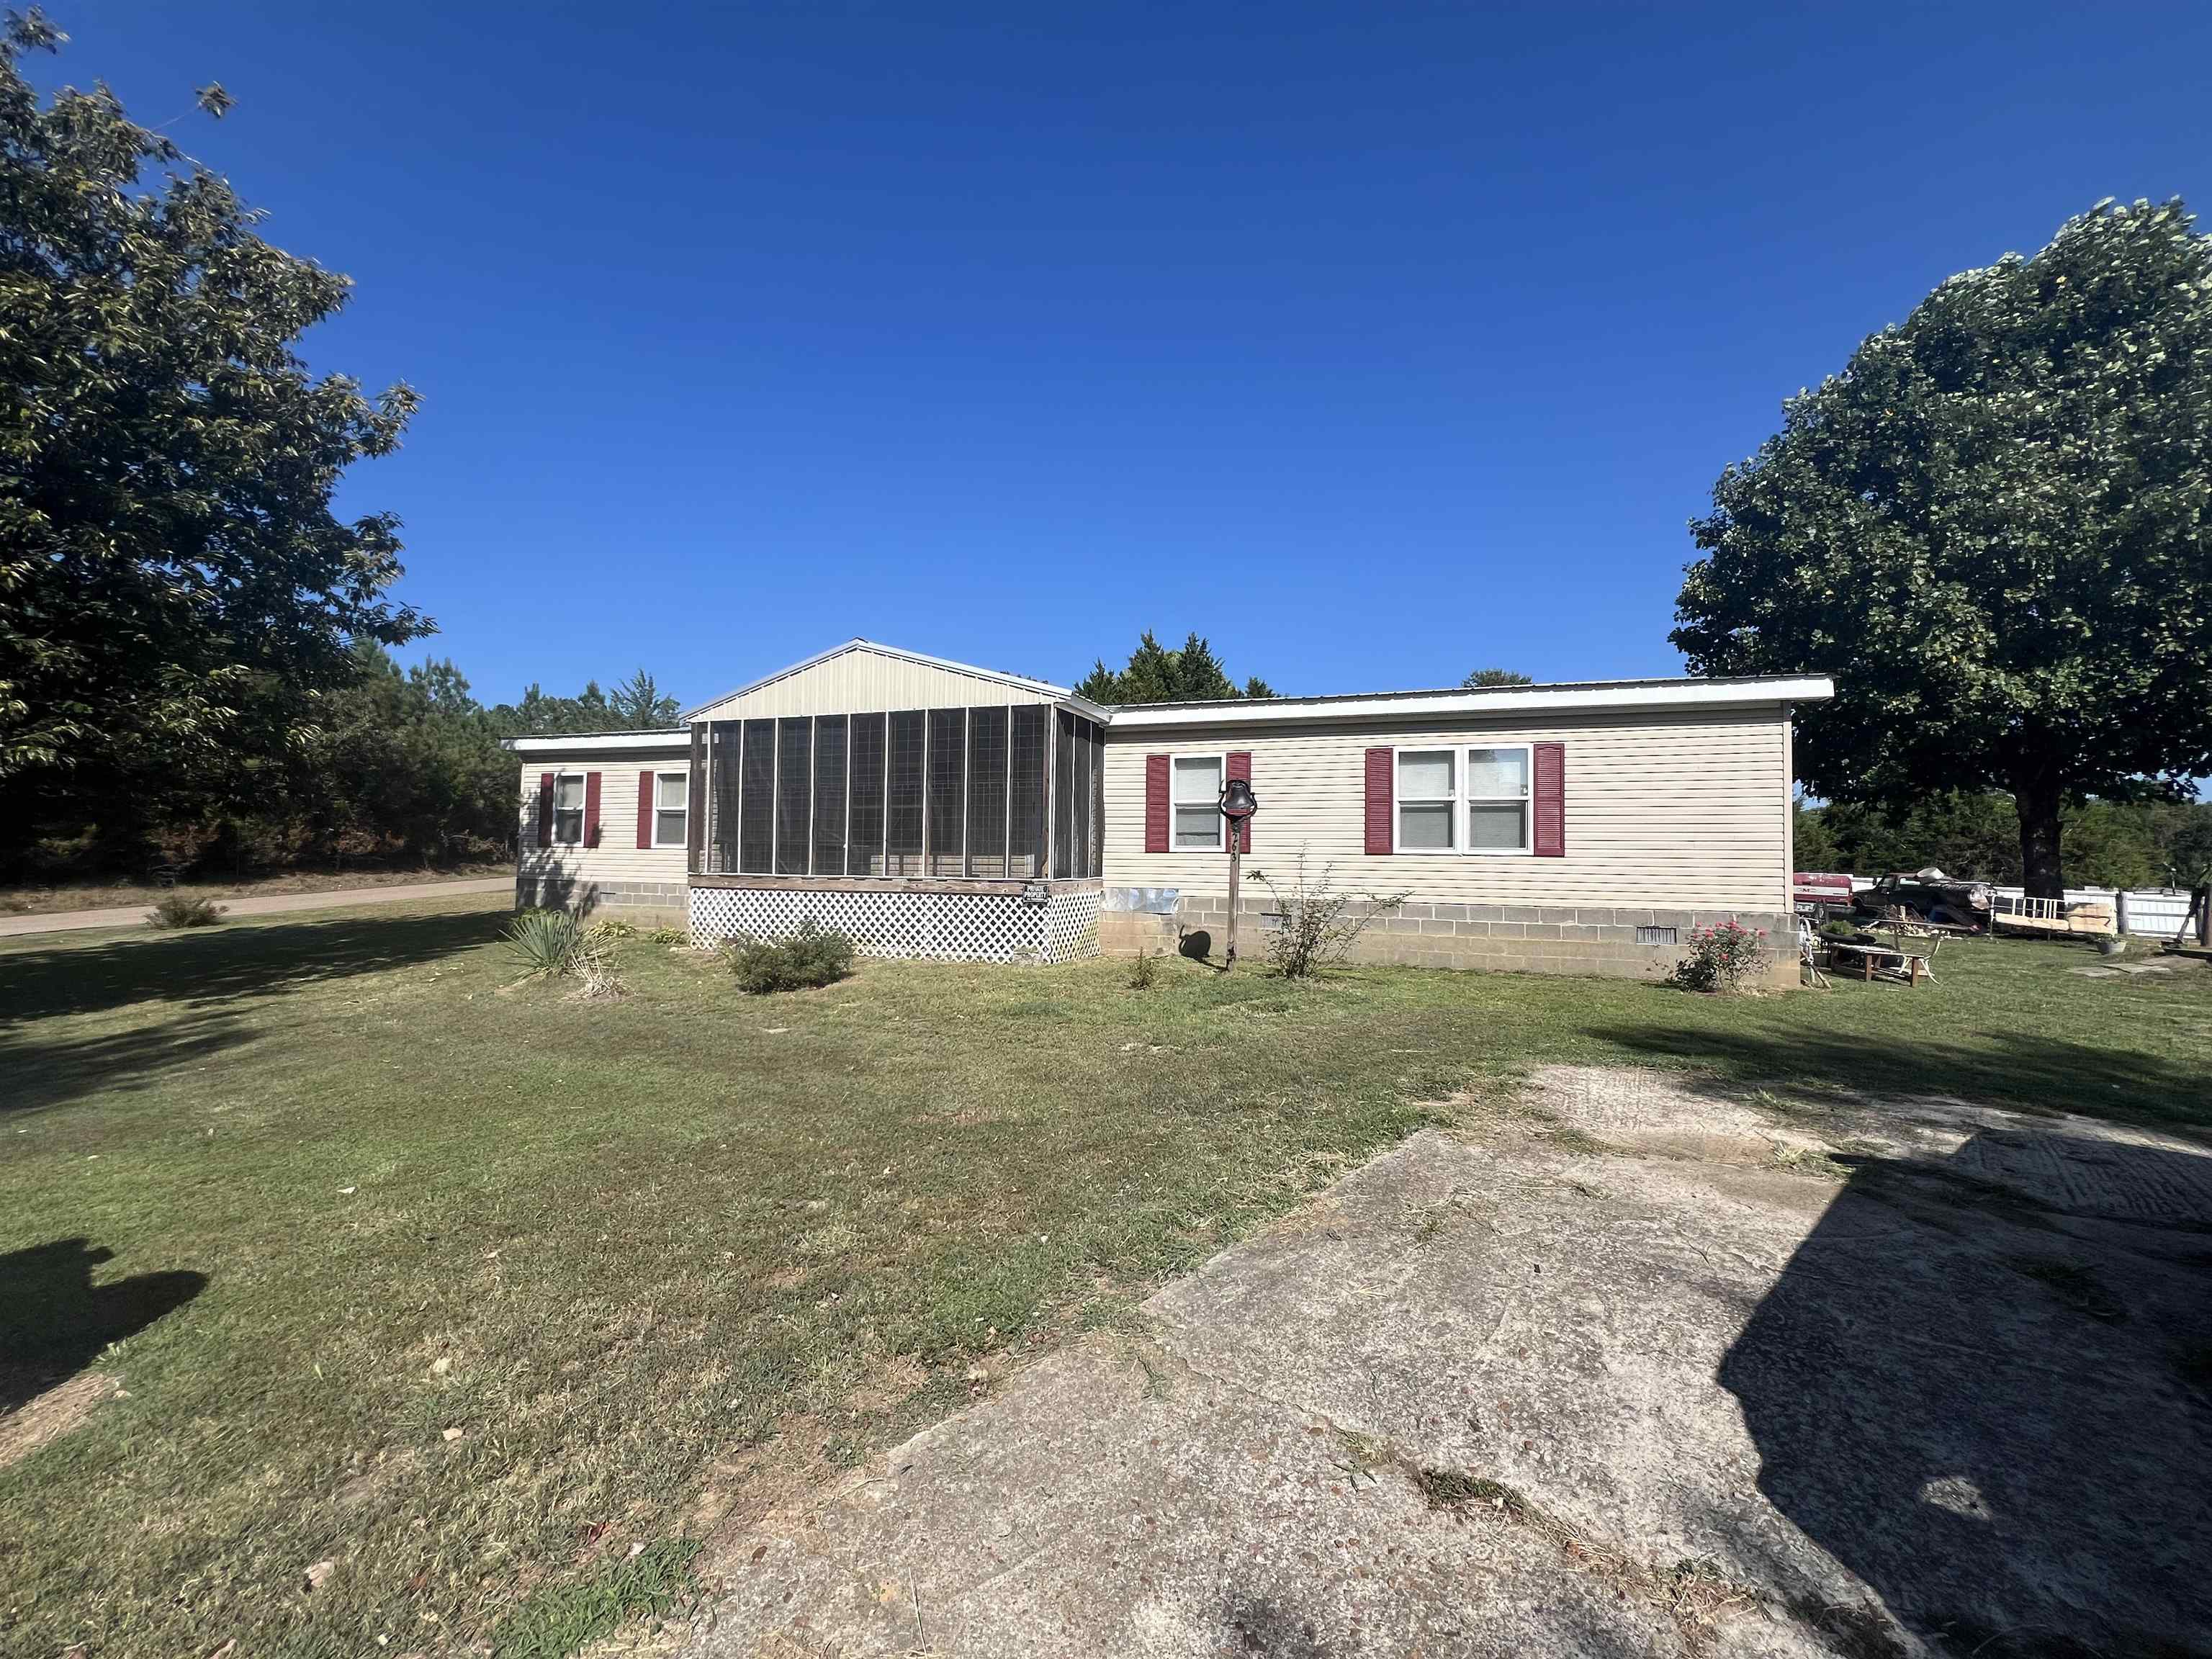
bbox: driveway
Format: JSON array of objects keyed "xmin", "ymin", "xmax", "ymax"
[
  {"xmin": 0, "ymin": 876, "xmax": 511, "ymax": 938},
  {"xmin": 686, "ymin": 1070, "xmax": 2212, "ymax": 1658}
]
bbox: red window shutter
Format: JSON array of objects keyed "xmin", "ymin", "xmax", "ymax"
[
  {"xmin": 637, "ymin": 770, "xmax": 655, "ymax": 849},
  {"xmin": 536, "ymin": 773, "xmax": 554, "ymax": 847},
  {"xmin": 1364, "ymin": 748, "xmax": 1393, "ymax": 855},
  {"xmin": 1144, "ymin": 754, "xmax": 1170, "ymax": 853},
  {"xmin": 1226, "ymin": 751, "xmax": 1251, "ymax": 852},
  {"xmin": 583, "ymin": 771, "xmax": 603, "ymax": 848},
  {"xmin": 1533, "ymin": 742, "xmax": 1565, "ymax": 858}
]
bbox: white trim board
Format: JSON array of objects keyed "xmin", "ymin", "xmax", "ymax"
[
  {"xmin": 507, "ymin": 732, "xmax": 689, "ymax": 755},
  {"xmin": 1107, "ymin": 676, "xmax": 1835, "ymax": 730}
]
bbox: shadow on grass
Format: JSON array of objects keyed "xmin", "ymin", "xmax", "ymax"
[
  {"xmin": 1720, "ymin": 1130, "xmax": 2212, "ymax": 1653},
  {"xmin": 0, "ymin": 1238, "xmax": 206, "ymax": 1412},
  {"xmin": 0, "ymin": 1009, "xmax": 258, "ymax": 1118},
  {"xmin": 1584, "ymin": 1020, "xmax": 2211, "ymax": 1137},
  {"xmin": 0, "ymin": 905, "xmax": 508, "ymax": 1027}
]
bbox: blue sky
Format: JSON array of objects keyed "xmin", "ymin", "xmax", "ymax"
[{"xmin": 30, "ymin": 2, "xmax": 2212, "ymax": 707}]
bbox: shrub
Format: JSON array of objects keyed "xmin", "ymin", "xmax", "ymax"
[
  {"xmin": 1671, "ymin": 919, "xmax": 1770, "ymax": 993},
  {"xmin": 1254, "ymin": 852, "xmax": 1407, "ymax": 980},
  {"xmin": 148, "ymin": 894, "xmax": 223, "ymax": 929},
  {"xmin": 570, "ymin": 961, "xmax": 629, "ymax": 1002},
  {"xmin": 1128, "ymin": 948, "xmax": 1159, "ymax": 989},
  {"xmin": 729, "ymin": 919, "xmax": 854, "ymax": 994},
  {"xmin": 645, "ymin": 925, "xmax": 688, "ymax": 945},
  {"xmin": 1817, "ymin": 918, "xmax": 1861, "ymax": 942},
  {"xmin": 504, "ymin": 908, "xmax": 588, "ymax": 976},
  {"xmin": 584, "ymin": 917, "xmax": 636, "ymax": 943}
]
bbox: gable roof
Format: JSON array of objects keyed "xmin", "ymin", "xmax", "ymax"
[{"xmin": 681, "ymin": 639, "xmax": 1099, "ymax": 722}]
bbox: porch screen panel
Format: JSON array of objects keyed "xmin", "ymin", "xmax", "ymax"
[
  {"xmin": 1069, "ymin": 717, "xmax": 1093, "ymax": 879},
  {"xmin": 1088, "ymin": 719, "xmax": 1106, "ymax": 881},
  {"xmin": 1007, "ymin": 706, "xmax": 1048, "ymax": 879},
  {"xmin": 739, "ymin": 719, "xmax": 775, "ymax": 873},
  {"xmin": 711, "ymin": 722, "xmax": 744, "ymax": 874},
  {"xmin": 811, "ymin": 715, "xmax": 848, "ymax": 875},
  {"xmin": 886, "ymin": 710, "xmax": 925, "ymax": 876},
  {"xmin": 689, "ymin": 724, "xmax": 708, "ymax": 875},
  {"xmin": 775, "ymin": 718, "xmax": 811, "ymax": 874},
  {"xmin": 849, "ymin": 712, "xmax": 887, "ymax": 876},
  {"xmin": 1053, "ymin": 709, "xmax": 1076, "ymax": 878},
  {"xmin": 926, "ymin": 709, "xmax": 966, "ymax": 876},
  {"xmin": 966, "ymin": 706, "xmax": 1007, "ymax": 877}
]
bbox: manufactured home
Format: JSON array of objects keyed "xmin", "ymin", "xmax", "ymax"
[{"xmin": 508, "ymin": 639, "xmax": 1830, "ymax": 989}]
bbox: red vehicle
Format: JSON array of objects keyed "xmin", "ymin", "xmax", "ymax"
[{"xmin": 1792, "ymin": 871, "xmax": 1856, "ymax": 920}]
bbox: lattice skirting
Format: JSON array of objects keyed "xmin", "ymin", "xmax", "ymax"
[{"xmin": 688, "ymin": 884, "xmax": 1102, "ymax": 965}]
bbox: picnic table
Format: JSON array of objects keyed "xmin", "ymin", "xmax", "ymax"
[{"xmin": 1827, "ymin": 940, "xmax": 1932, "ymax": 986}]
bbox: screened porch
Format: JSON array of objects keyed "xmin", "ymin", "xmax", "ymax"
[{"xmin": 687, "ymin": 703, "xmax": 1106, "ymax": 886}]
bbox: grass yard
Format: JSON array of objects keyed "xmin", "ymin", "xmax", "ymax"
[{"xmin": 1, "ymin": 894, "xmax": 2206, "ymax": 1658}]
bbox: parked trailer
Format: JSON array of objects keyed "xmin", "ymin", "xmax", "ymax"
[
  {"xmin": 1989, "ymin": 893, "xmax": 2116, "ymax": 938},
  {"xmin": 1990, "ymin": 886, "xmax": 2194, "ymax": 938}
]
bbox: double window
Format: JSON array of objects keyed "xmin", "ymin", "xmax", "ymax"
[
  {"xmin": 1172, "ymin": 755, "xmax": 1223, "ymax": 850},
  {"xmin": 652, "ymin": 771, "xmax": 689, "ymax": 848},
  {"xmin": 1395, "ymin": 745, "xmax": 1532, "ymax": 855},
  {"xmin": 552, "ymin": 773, "xmax": 586, "ymax": 846}
]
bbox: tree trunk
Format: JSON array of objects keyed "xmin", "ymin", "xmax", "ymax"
[{"xmin": 2013, "ymin": 769, "xmax": 2066, "ymax": 901}]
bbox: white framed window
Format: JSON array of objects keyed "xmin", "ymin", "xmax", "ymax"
[
  {"xmin": 1172, "ymin": 754, "xmax": 1224, "ymax": 850},
  {"xmin": 1466, "ymin": 746, "xmax": 1531, "ymax": 853},
  {"xmin": 552, "ymin": 772, "xmax": 586, "ymax": 846},
  {"xmin": 652, "ymin": 769, "xmax": 689, "ymax": 848},
  {"xmin": 1393, "ymin": 744, "xmax": 1532, "ymax": 855},
  {"xmin": 1395, "ymin": 749, "xmax": 1457, "ymax": 852}
]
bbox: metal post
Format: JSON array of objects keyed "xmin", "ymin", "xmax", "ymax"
[{"xmin": 1224, "ymin": 832, "xmax": 1244, "ymax": 970}]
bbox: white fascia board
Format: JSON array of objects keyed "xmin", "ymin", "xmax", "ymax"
[
  {"xmin": 680, "ymin": 639, "xmax": 1074, "ymax": 722},
  {"xmin": 504, "ymin": 732, "xmax": 691, "ymax": 755},
  {"xmin": 1102, "ymin": 677, "xmax": 1835, "ymax": 731}
]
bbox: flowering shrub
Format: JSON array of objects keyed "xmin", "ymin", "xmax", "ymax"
[{"xmin": 1671, "ymin": 919, "xmax": 1769, "ymax": 993}]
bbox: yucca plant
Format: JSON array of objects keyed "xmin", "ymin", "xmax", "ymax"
[{"xmin": 503, "ymin": 908, "xmax": 585, "ymax": 976}]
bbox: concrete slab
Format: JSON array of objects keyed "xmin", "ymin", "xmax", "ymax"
[{"xmin": 686, "ymin": 1073, "xmax": 2212, "ymax": 1659}]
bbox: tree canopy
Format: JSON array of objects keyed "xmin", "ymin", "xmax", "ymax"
[
  {"xmin": 0, "ymin": 11, "xmax": 423, "ymax": 804},
  {"xmin": 485, "ymin": 670, "xmax": 680, "ymax": 737},
  {"xmin": 1076, "ymin": 631, "xmax": 1276, "ymax": 703},
  {"xmin": 1673, "ymin": 199, "xmax": 2212, "ymax": 896},
  {"xmin": 1462, "ymin": 668, "xmax": 1534, "ymax": 688}
]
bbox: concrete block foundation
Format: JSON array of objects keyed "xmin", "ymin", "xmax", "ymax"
[{"xmin": 1101, "ymin": 888, "xmax": 1797, "ymax": 989}]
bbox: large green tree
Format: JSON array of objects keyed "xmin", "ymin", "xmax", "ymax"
[
  {"xmin": 1673, "ymin": 199, "xmax": 2212, "ymax": 897},
  {"xmin": 0, "ymin": 11, "xmax": 425, "ymax": 810},
  {"xmin": 1076, "ymin": 630, "xmax": 1275, "ymax": 703}
]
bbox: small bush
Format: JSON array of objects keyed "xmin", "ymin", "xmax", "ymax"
[
  {"xmin": 1128, "ymin": 948, "xmax": 1159, "ymax": 989},
  {"xmin": 584, "ymin": 917, "xmax": 636, "ymax": 943},
  {"xmin": 1671, "ymin": 919, "xmax": 1770, "ymax": 993},
  {"xmin": 729, "ymin": 919, "xmax": 854, "ymax": 994},
  {"xmin": 1255, "ymin": 852, "xmax": 1406, "ymax": 979},
  {"xmin": 148, "ymin": 894, "xmax": 223, "ymax": 929},
  {"xmin": 1817, "ymin": 918, "xmax": 1861, "ymax": 942},
  {"xmin": 504, "ymin": 908, "xmax": 588, "ymax": 976},
  {"xmin": 646, "ymin": 925, "xmax": 688, "ymax": 945}
]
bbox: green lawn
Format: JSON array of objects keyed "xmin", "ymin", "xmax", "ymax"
[{"xmin": 1, "ymin": 894, "xmax": 2206, "ymax": 1657}]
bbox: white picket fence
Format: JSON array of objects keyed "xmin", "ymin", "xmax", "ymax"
[{"xmin": 1990, "ymin": 885, "xmax": 2194, "ymax": 938}]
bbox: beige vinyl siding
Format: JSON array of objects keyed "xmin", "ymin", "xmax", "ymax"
[
  {"xmin": 516, "ymin": 749, "xmax": 691, "ymax": 887},
  {"xmin": 688, "ymin": 647, "xmax": 1058, "ymax": 722},
  {"xmin": 1103, "ymin": 706, "xmax": 1791, "ymax": 913}
]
